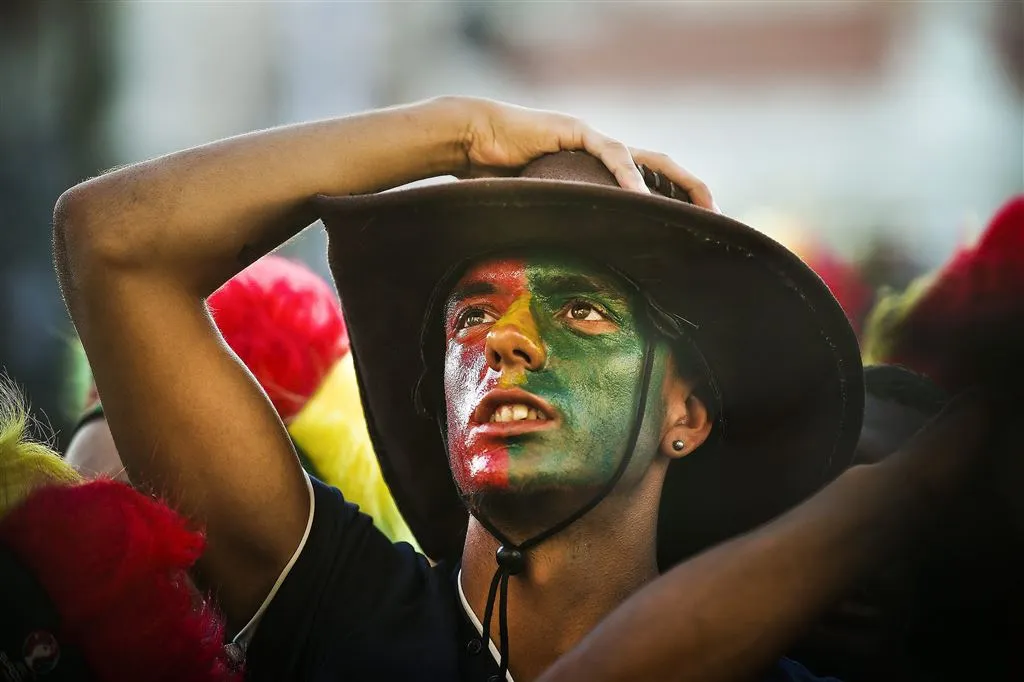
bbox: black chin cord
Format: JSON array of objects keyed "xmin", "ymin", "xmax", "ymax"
[{"xmin": 451, "ymin": 340, "xmax": 656, "ymax": 679}]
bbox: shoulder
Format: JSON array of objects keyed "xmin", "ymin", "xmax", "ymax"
[{"xmin": 238, "ymin": 475, "xmax": 449, "ymax": 679}]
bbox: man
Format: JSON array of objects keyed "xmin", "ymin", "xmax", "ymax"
[{"xmin": 53, "ymin": 96, "xmax": 989, "ymax": 681}]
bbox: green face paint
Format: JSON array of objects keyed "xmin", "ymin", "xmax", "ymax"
[{"xmin": 443, "ymin": 254, "xmax": 667, "ymax": 498}]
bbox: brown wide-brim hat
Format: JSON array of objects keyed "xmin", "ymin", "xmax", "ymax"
[{"xmin": 316, "ymin": 152, "xmax": 864, "ymax": 567}]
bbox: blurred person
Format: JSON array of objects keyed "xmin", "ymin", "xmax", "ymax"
[
  {"xmin": 65, "ymin": 255, "xmax": 418, "ymax": 547},
  {"xmin": 0, "ymin": 379, "xmax": 241, "ymax": 682},
  {"xmin": 49, "ymin": 95, "xmax": 1000, "ymax": 682}
]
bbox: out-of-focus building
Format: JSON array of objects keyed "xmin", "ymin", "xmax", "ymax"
[
  {"xmin": 0, "ymin": 0, "xmax": 119, "ymax": 444},
  {"xmin": 102, "ymin": 1, "xmax": 1022, "ymax": 267},
  {"xmin": 383, "ymin": 1, "xmax": 1022, "ymax": 265}
]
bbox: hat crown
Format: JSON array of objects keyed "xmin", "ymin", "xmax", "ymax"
[
  {"xmin": 521, "ymin": 151, "xmax": 691, "ymax": 203},
  {"xmin": 520, "ymin": 151, "xmax": 619, "ymax": 187}
]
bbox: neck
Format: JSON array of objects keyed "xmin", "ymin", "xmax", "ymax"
[{"xmin": 460, "ymin": 468, "xmax": 663, "ymax": 681}]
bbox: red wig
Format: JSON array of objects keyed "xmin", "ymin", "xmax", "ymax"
[
  {"xmin": 0, "ymin": 480, "xmax": 240, "ymax": 682},
  {"xmin": 207, "ymin": 255, "xmax": 349, "ymax": 421}
]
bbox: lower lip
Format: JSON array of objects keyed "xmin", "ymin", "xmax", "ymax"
[{"xmin": 472, "ymin": 420, "xmax": 559, "ymax": 437}]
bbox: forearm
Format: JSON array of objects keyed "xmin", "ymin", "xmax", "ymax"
[
  {"xmin": 54, "ymin": 97, "xmax": 467, "ymax": 297},
  {"xmin": 542, "ymin": 397, "xmax": 985, "ymax": 682}
]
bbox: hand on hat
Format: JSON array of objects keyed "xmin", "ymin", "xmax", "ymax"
[{"xmin": 452, "ymin": 96, "xmax": 718, "ymax": 211}]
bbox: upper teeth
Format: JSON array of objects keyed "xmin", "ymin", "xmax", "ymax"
[{"xmin": 489, "ymin": 404, "xmax": 547, "ymax": 423}]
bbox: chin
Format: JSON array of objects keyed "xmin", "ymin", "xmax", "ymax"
[{"xmin": 466, "ymin": 474, "xmax": 604, "ymax": 538}]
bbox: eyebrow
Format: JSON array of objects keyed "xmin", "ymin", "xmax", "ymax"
[
  {"xmin": 531, "ymin": 273, "xmax": 624, "ymax": 297},
  {"xmin": 444, "ymin": 271, "xmax": 626, "ymax": 308},
  {"xmin": 446, "ymin": 281, "xmax": 498, "ymax": 307}
]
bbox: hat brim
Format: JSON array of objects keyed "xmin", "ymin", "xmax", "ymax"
[{"xmin": 316, "ymin": 178, "xmax": 864, "ymax": 566}]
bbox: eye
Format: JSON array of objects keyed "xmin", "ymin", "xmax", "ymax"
[
  {"xmin": 455, "ymin": 307, "xmax": 497, "ymax": 331},
  {"xmin": 565, "ymin": 300, "xmax": 607, "ymax": 322}
]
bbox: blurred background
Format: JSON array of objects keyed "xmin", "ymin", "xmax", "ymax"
[{"xmin": 1, "ymin": 0, "xmax": 1021, "ymax": 448}]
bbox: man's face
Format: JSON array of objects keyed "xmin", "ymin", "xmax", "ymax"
[{"xmin": 443, "ymin": 255, "xmax": 652, "ymax": 499}]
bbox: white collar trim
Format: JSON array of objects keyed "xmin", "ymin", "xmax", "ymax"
[{"xmin": 457, "ymin": 569, "xmax": 515, "ymax": 682}]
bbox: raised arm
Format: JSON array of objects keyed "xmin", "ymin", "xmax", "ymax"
[
  {"xmin": 53, "ymin": 96, "xmax": 714, "ymax": 628},
  {"xmin": 539, "ymin": 393, "xmax": 990, "ymax": 682}
]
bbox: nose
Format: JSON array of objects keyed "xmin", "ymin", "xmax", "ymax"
[{"xmin": 484, "ymin": 296, "xmax": 546, "ymax": 373}]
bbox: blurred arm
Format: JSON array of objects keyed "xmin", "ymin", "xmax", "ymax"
[{"xmin": 539, "ymin": 395, "xmax": 988, "ymax": 682}]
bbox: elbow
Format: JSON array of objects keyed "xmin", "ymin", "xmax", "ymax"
[
  {"xmin": 53, "ymin": 184, "xmax": 105, "ymax": 304},
  {"xmin": 53, "ymin": 180, "xmax": 149, "ymax": 300}
]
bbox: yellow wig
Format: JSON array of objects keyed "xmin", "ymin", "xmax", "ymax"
[
  {"xmin": 860, "ymin": 273, "xmax": 936, "ymax": 366},
  {"xmin": 289, "ymin": 355, "xmax": 418, "ymax": 549},
  {"xmin": 0, "ymin": 378, "xmax": 81, "ymax": 518}
]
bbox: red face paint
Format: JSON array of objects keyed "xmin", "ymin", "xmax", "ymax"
[{"xmin": 443, "ymin": 258, "xmax": 528, "ymax": 492}]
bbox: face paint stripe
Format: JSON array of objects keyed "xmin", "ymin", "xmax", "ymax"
[
  {"xmin": 446, "ymin": 258, "xmax": 528, "ymax": 492},
  {"xmin": 491, "ymin": 293, "xmax": 542, "ymax": 348}
]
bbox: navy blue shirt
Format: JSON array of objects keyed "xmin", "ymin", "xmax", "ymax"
[{"xmin": 243, "ymin": 478, "xmax": 838, "ymax": 681}]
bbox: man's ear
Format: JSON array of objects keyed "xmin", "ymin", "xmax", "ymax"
[{"xmin": 659, "ymin": 366, "xmax": 712, "ymax": 460}]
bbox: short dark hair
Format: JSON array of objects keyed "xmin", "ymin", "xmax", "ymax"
[{"xmin": 864, "ymin": 364, "xmax": 949, "ymax": 417}]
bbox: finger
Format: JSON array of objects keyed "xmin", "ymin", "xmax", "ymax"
[
  {"xmin": 631, "ymin": 149, "xmax": 716, "ymax": 211},
  {"xmin": 577, "ymin": 127, "xmax": 649, "ymax": 194}
]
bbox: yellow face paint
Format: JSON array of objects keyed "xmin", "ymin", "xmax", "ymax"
[
  {"xmin": 491, "ymin": 293, "xmax": 539, "ymax": 344},
  {"xmin": 491, "ymin": 293, "xmax": 541, "ymax": 389}
]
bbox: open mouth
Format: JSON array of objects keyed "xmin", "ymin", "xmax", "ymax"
[{"xmin": 472, "ymin": 389, "xmax": 559, "ymax": 426}]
